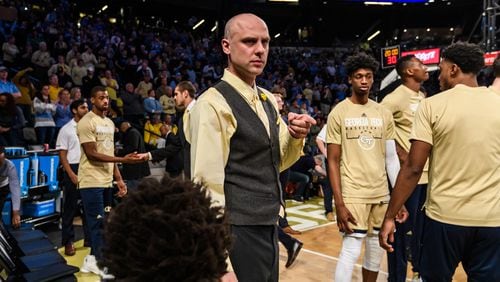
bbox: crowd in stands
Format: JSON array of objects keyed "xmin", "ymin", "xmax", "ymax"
[
  {"xmin": 0, "ymin": 0, "xmax": 495, "ymax": 203},
  {"xmin": 0, "ymin": 1, "xmax": 376, "ymax": 149}
]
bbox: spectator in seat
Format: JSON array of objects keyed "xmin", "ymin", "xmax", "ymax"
[
  {"xmin": 0, "ymin": 93, "xmax": 25, "ymax": 146},
  {"xmin": 143, "ymin": 89, "xmax": 163, "ymax": 115},
  {"xmin": 117, "ymin": 121, "xmax": 150, "ymax": 191},
  {"xmin": 0, "ymin": 66, "xmax": 21, "ymax": 99},
  {"xmin": 12, "ymin": 67, "xmax": 36, "ymax": 126},
  {"xmin": 33, "ymin": 85, "xmax": 56, "ymax": 145}
]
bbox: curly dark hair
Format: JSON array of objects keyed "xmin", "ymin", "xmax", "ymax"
[
  {"xmin": 441, "ymin": 42, "xmax": 484, "ymax": 75},
  {"xmin": 101, "ymin": 176, "xmax": 230, "ymax": 282},
  {"xmin": 344, "ymin": 53, "xmax": 379, "ymax": 77}
]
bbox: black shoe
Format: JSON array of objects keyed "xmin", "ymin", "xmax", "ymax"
[{"xmin": 285, "ymin": 240, "xmax": 303, "ymax": 268}]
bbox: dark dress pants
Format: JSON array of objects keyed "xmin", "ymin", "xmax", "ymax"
[
  {"xmin": 229, "ymin": 225, "xmax": 278, "ymax": 282},
  {"xmin": 388, "ymin": 184, "xmax": 427, "ymax": 281},
  {"xmin": 61, "ymin": 164, "xmax": 90, "ymax": 245}
]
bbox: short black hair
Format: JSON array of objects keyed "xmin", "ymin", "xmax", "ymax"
[
  {"xmin": 101, "ymin": 176, "xmax": 230, "ymax": 281},
  {"xmin": 70, "ymin": 99, "xmax": 85, "ymax": 114},
  {"xmin": 90, "ymin": 85, "xmax": 107, "ymax": 98},
  {"xmin": 441, "ymin": 42, "xmax": 484, "ymax": 75},
  {"xmin": 344, "ymin": 53, "xmax": 379, "ymax": 77},
  {"xmin": 395, "ymin": 55, "xmax": 416, "ymax": 77}
]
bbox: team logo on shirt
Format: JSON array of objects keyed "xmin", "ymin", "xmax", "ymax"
[
  {"xmin": 345, "ymin": 114, "xmax": 383, "ymax": 151},
  {"xmin": 96, "ymin": 125, "xmax": 115, "ymax": 150},
  {"xmin": 358, "ymin": 131, "xmax": 375, "ymax": 150}
]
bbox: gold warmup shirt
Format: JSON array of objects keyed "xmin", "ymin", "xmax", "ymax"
[
  {"xmin": 381, "ymin": 84, "xmax": 428, "ymax": 184},
  {"xmin": 411, "ymin": 84, "xmax": 500, "ymax": 227},
  {"xmin": 77, "ymin": 111, "xmax": 115, "ymax": 189},
  {"xmin": 326, "ymin": 98, "xmax": 395, "ymax": 203}
]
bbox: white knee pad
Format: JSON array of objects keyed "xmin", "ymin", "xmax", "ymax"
[
  {"xmin": 363, "ymin": 234, "xmax": 384, "ymax": 272},
  {"xmin": 335, "ymin": 236, "xmax": 363, "ymax": 282}
]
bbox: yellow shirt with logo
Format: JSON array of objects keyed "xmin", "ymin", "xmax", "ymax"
[
  {"xmin": 77, "ymin": 111, "xmax": 115, "ymax": 189},
  {"xmin": 411, "ymin": 84, "xmax": 500, "ymax": 227},
  {"xmin": 381, "ymin": 84, "xmax": 428, "ymax": 184},
  {"xmin": 326, "ymin": 98, "xmax": 395, "ymax": 203}
]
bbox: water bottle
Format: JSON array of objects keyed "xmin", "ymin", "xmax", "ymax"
[
  {"xmin": 28, "ymin": 168, "xmax": 35, "ymax": 187},
  {"xmin": 38, "ymin": 171, "xmax": 46, "ymax": 185},
  {"xmin": 30, "ymin": 153, "xmax": 39, "ymax": 187}
]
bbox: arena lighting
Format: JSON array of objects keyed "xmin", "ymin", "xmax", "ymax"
[
  {"xmin": 364, "ymin": 2, "xmax": 394, "ymax": 5},
  {"xmin": 367, "ymin": 30, "xmax": 381, "ymax": 41},
  {"xmin": 211, "ymin": 22, "xmax": 217, "ymax": 32},
  {"xmin": 192, "ymin": 19, "xmax": 205, "ymax": 30},
  {"xmin": 101, "ymin": 5, "xmax": 108, "ymax": 11},
  {"xmin": 274, "ymin": 33, "xmax": 281, "ymax": 38}
]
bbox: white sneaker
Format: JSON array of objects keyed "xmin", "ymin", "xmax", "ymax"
[
  {"xmin": 100, "ymin": 267, "xmax": 115, "ymax": 280},
  {"xmin": 81, "ymin": 255, "xmax": 99, "ymax": 274},
  {"xmin": 81, "ymin": 255, "xmax": 115, "ymax": 279}
]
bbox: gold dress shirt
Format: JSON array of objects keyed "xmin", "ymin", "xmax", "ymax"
[{"xmin": 186, "ymin": 69, "xmax": 304, "ymax": 206}]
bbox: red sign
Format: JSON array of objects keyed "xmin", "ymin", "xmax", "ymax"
[
  {"xmin": 401, "ymin": 48, "xmax": 441, "ymax": 65},
  {"xmin": 484, "ymin": 51, "xmax": 500, "ymax": 66}
]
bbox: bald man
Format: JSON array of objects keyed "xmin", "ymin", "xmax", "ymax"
[{"xmin": 186, "ymin": 13, "xmax": 315, "ymax": 282}]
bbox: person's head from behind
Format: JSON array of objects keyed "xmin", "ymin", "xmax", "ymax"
[
  {"xmin": 90, "ymin": 86, "xmax": 109, "ymax": 113},
  {"xmin": 344, "ymin": 54, "xmax": 379, "ymax": 96},
  {"xmin": 396, "ymin": 55, "xmax": 429, "ymax": 83},
  {"xmin": 174, "ymin": 81, "xmax": 196, "ymax": 108},
  {"xmin": 438, "ymin": 42, "xmax": 484, "ymax": 91},
  {"xmin": 101, "ymin": 176, "xmax": 230, "ymax": 281},
  {"xmin": 222, "ymin": 13, "xmax": 270, "ymax": 85},
  {"xmin": 70, "ymin": 99, "xmax": 88, "ymax": 120},
  {"xmin": 118, "ymin": 121, "xmax": 131, "ymax": 133}
]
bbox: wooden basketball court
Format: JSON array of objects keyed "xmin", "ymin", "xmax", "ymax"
[
  {"xmin": 278, "ymin": 218, "xmax": 468, "ymax": 281},
  {"xmin": 63, "ymin": 210, "xmax": 467, "ymax": 282}
]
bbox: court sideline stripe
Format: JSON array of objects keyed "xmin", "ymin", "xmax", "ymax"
[{"xmin": 301, "ymin": 248, "xmax": 390, "ymax": 276}]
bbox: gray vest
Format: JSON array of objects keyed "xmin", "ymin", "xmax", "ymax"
[{"xmin": 214, "ymin": 81, "xmax": 282, "ymax": 225}]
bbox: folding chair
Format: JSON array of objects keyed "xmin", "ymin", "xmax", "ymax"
[{"xmin": 0, "ymin": 242, "xmax": 78, "ymax": 281}]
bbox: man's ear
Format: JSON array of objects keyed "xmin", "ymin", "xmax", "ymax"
[
  {"xmin": 221, "ymin": 39, "xmax": 230, "ymax": 55},
  {"xmin": 406, "ymin": 67, "xmax": 414, "ymax": 76},
  {"xmin": 450, "ymin": 64, "xmax": 459, "ymax": 77}
]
